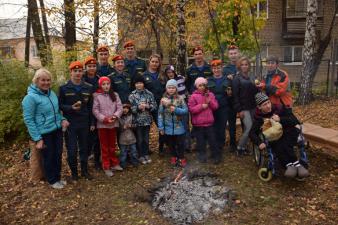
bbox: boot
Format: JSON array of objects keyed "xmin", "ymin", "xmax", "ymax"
[
  {"xmin": 81, "ymin": 162, "xmax": 93, "ymax": 180},
  {"xmin": 69, "ymin": 164, "xmax": 79, "ymax": 181}
]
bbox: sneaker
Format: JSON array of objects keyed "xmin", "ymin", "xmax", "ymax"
[
  {"xmin": 179, "ymin": 158, "xmax": 187, "ymax": 167},
  {"xmin": 170, "ymin": 157, "xmax": 177, "ymax": 166},
  {"xmin": 51, "ymin": 182, "xmax": 64, "ymax": 189},
  {"xmin": 111, "ymin": 165, "xmax": 123, "ymax": 171},
  {"xmin": 139, "ymin": 157, "xmax": 147, "ymax": 165},
  {"xmin": 297, "ymin": 165, "xmax": 309, "ymax": 178},
  {"xmin": 104, "ymin": 170, "xmax": 114, "ymax": 177},
  {"xmin": 88, "ymin": 154, "xmax": 94, "ymax": 160},
  {"xmin": 284, "ymin": 164, "xmax": 297, "ymax": 178},
  {"xmin": 145, "ymin": 155, "xmax": 152, "ymax": 164},
  {"xmin": 59, "ymin": 180, "xmax": 67, "ymax": 186}
]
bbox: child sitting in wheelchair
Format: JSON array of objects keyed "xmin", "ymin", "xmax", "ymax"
[{"xmin": 249, "ymin": 92, "xmax": 309, "ymax": 179}]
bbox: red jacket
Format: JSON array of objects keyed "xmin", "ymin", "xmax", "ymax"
[
  {"xmin": 188, "ymin": 90, "xmax": 218, "ymax": 127},
  {"xmin": 261, "ymin": 69, "xmax": 293, "ymax": 107}
]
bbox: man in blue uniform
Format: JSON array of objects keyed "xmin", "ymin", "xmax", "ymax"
[
  {"xmin": 222, "ymin": 45, "xmax": 240, "ymax": 152},
  {"xmin": 96, "ymin": 45, "xmax": 115, "ymax": 76},
  {"xmin": 123, "ymin": 40, "xmax": 147, "ymax": 82},
  {"xmin": 59, "ymin": 61, "xmax": 94, "ymax": 181},
  {"xmin": 185, "ymin": 45, "xmax": 212, "ymax": 93}
]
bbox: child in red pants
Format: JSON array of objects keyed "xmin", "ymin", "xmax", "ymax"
[{"xmin": 93, "ymin": 76, "xmax": 123, "ymax": 176}]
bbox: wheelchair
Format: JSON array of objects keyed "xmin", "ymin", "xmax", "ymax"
[{"xmin": 252, "ymin": 125, "xmax": 309, "ymax": 182}]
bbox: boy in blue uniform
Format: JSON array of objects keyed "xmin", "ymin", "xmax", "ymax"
[
  {"xmin": 186, "ymin": 46, "xmax": 212, "ymax": 93},
  {"xmin": 59, "ymin": 61, "xmax": 94, "ymax": 181},
  {"xmin": 108, "ymin": 55, "xmax": 132, "ymax": 104},
  {"xmin": 123, "ymin": 40, "xmax": 147, "ymax": 82},
  {"xmin": 96, "ymin": 45, "xmax": 115, "ymax": 76},
  {"xmin": 83, "ymin": 56, "xmax": 101, "ymax": 169},
  {"xmin": 222, "ymin": 45, "xmax": 240, "ymax": 152},
  {"xmin": 207, "ymin": 59, "xmax": 231, "ymax": 160}
]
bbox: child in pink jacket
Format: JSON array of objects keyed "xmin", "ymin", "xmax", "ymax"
[
  {"xmin": 93, "ymin": 76, "xmax": 123, "ymax": 177},
  {"xmin": 188, "ymin": 77, "xmax": 220, "ymax": 164}
]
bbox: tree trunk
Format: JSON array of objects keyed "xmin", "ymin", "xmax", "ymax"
[
  {"xmin": 207, "ymin": 0, "xmax": 224, "ymax": 61},
  {"xmin": 176, "ymin": 0, "xmax": 187, "ymax": 76},
  {"xmin": 29, "ymin": 0, "xmax": 48, "ymax": 66},
  {"xmin": 150, "ymin": 19, "xmax": 163, "ymax": 57},
  {"xmin": 38, "ymin": 0, "xmax": 53, "ymax": 65},
  {"xmin": 298, "ymin": 0, "xmax": 318, "ymax": 105},
  {"xmin": 93, "ymin": 0, "xmax": 100, "ymax": 58},
  {"xmin": 25, "ymin": 4, "xmax": 31, "ymax": 68},
  {"xmin": 64, "ymin": 0, "xmax": 77, "ymax": 61}
]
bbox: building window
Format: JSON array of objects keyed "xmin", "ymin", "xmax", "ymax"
[
  {"xmin": 256, "ymin": 0, "xmax": 269, "ymax": 19},
  {"xmin": 286, "ymin": 0, "xmax": 323, "ymax": 18},
  {"xmin": 283, "ymin": 46, "xmax": 303, "ymax": 64},
  {"xmin": 31, "ymin": 45, "xmax": 38, "ymax": 57},
  {"xmin": 0, "ymin": 46, "xmax": 13, "ymax": 58}
]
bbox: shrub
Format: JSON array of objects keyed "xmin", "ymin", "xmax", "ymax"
[{"xmin": 0, "ymin": 60, "xmax": 33, "ymax": 143}]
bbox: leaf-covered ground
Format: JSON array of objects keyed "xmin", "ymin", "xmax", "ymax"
[
  {"xmin": 0, "ymin": 137, "xmax": 337, "ymax": 225},
  {"xmin": 293, "ymin": 98, "xmax": 338, "ymax": 130}
]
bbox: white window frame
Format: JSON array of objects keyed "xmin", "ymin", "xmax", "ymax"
[
  {"xmin": 256, "ymin": 0, "xmax": 269, "ymax": 19},
  {"xmin": 283, "ymin": 46, "xmax": 303, "ymax": 65}
]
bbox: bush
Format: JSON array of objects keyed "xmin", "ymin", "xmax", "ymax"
[{"xmin": 0, "ymin": 60, "xmax": 33, "ymax": 143}]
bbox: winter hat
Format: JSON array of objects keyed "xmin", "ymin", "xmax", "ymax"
[
  {"xmin": 134, "ymin": 75, "xmax": 145, "ymax": 84},
  {"xmin": 166, "ymin": 79, "xmax": 178, "ymax": 89},
  {"xmin": 194, "ymin": 77, "xmax": 207, "ymax": 87},
  {"xmin": 255, "ymin": 92, "xmax": 270, "ymax": 106},
  {"xmin": 98, "ymin": 76, "xmax": 110, "ymax": 88},
  {"xmin": 164, "ymin": 65, "xmax": 177, "ymax": 75}
]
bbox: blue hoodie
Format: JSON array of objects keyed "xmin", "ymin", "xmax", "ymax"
[{"xmin": 22, "ymin": 84, "xmax": 65, "ymax": 141}]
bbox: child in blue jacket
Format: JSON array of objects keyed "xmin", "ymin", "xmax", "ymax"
[{"xmin": 158, "ymin": 79, "xmax": 188, "ymax": 167}]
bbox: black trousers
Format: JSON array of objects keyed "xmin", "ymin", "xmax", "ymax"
[
  {"xmin": 88, "ymin": 129, "xmax": 100, "ymax": 165},
  {"xmin": 166, "ymin": 134, "xmax": 185, "ymax": 159},
  {"xmin": 194, "ymin": 126, "xmax": 219, "ymax": 162},
  {"xmin": 270, "ymin": 128, "xmax": 299, "ymax": 167}
]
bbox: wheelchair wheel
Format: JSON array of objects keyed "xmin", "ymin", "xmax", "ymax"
[
  {"xmin": 253, "ymin": 144, "xmax": 264, "ymax": 167},
  {"xmin": 258, "ymin": 168, "xmax": 273, "ymax": 182}
]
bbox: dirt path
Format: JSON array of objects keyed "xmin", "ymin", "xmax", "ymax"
[{"xmin": 0, "ymin": 142, "xmax": 337, "ymax": 225}]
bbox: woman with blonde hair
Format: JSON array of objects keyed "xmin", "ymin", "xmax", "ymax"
[
  {"xmin": 232, "ymin": 57, "xmax": 258, "ymax": 156},
  {"xmin": 22, "ymin": 68, "xmax": 69, "ymax": 189}
]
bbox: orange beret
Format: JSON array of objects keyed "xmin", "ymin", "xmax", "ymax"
[
  {"xmin": 227, "ymin": 44, "xmax": 239, "ymax": 50},
  {"xmin": 84, "ymin": 56, "xmax": 97, "ymax": 66},
  {"xmin": 112, "ymin": 55, "xmax": 124, "ymax": 62},
  {"xmin": 210, "ymin": 59, "xmax": 222, "ymax": 67},
  {"xmin": 96, "ymin": 45, "xmax": 109, "ymax": 53},
  {"xmin": 123, "ymin": 40, "xmax": 135, "ymax": 48},
  {"xmin": 69, "ymin": 61, "xmax": 83, "ymax": 70},
  {"xmin": 192, "ymin": 45, "xmax": 203, "ymax": 54}
]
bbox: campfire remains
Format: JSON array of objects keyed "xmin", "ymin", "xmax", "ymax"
[{"xmin": 151, "ymin": 169, "xmax": 235, "ymax": 225}]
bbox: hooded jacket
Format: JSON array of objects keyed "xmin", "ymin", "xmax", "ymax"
[
  {"xmin": 22, "ymin": 84, "xmax": 65, "ymax": 141},
  {"xmin": 92, "ymin": 92, "xmax": 123, "ymax": 129},
  {"xmin": 158, "ymin": 94, "xmax": 188, "ymax": 135},
  {"xmin": 188, "ymin": 90, "xmax": 218, "ymax": 127}
]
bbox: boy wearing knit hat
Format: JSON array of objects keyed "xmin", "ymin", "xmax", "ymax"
[
  {"xmin": 158, "ymin": 79, "xmax": 189, "ymax": 167},
  {"xmin": 249, "ymin": 92, "xmax": 309, "ymax": 179},
  {"xmin": 59, "ymin": 61, "xmax": 94, "ymax": 180},
  {"xmin": 128, "ymin": 75, "xmax": 157, "ymax": 165}
]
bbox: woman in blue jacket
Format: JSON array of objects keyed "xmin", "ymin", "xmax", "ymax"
[{"xmin": 22, "ymin": 68, "xmax": 69, "ymax": 189}]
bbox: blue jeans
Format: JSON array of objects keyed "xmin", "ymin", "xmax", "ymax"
[
  {"xmin": 119, "ymin": 144, "xmax": 138, "ymax": 168},
  {"xmin": 41, "ymin": 129, "xmax": 63, "ymax": 184},
  {"xmin": 136, "ymin": 126, "xmax": 150, "ymax": 157},
  {"xmin": 65, "ymin": 126, "xmax": 89, "ymax": 175}
]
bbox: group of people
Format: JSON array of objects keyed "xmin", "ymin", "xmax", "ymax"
[{"xmin": 22, "ymin": 41, "xmax": 309, "ymax": 189}]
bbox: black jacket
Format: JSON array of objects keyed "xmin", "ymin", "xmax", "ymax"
[
  {"xmin": 58, "ymin": 80, "xmax": 94, "ymax": 128},
  {"xmin": 249, "ymin": 105, "xmax": 300, "ymax": 145},
  {"xmin": 232, "ymin": 73, "xmax": 258, "ymax": 112}
]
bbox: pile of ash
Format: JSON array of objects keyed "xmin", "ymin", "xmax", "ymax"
[{"xmin": 151, "ymin": 170, "xmax": 235, "ymax": 225}]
